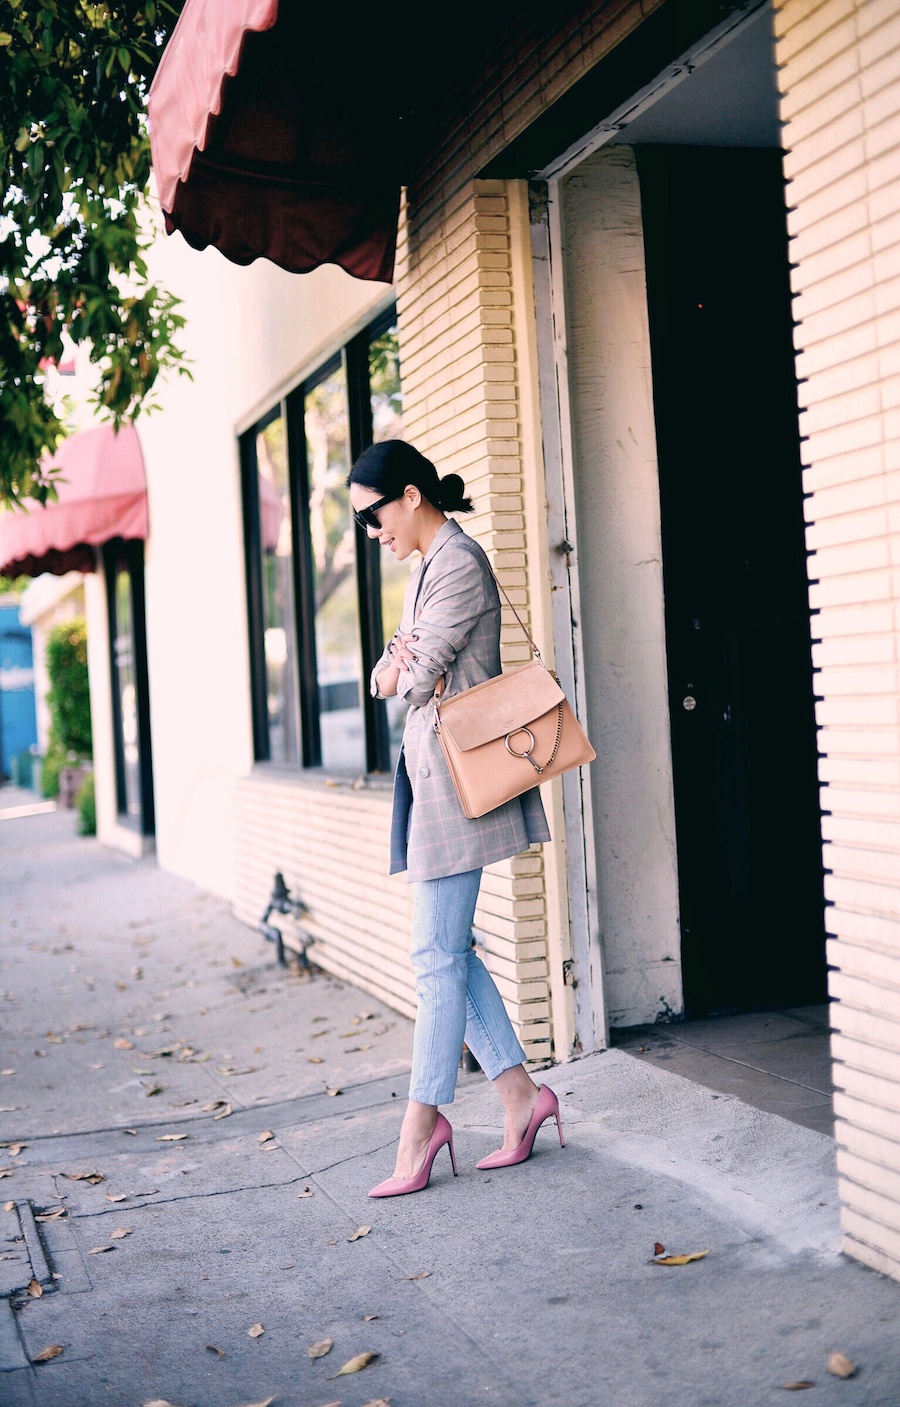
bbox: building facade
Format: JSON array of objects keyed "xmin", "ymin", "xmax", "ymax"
[{"xmin": 78, "ymin": 0, "xmax": 900, "ymax": 1280}]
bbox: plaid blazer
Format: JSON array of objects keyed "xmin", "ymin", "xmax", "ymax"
[{"xmin": 372, "ymin": 519, "xmax": 551, "ymax": 883}]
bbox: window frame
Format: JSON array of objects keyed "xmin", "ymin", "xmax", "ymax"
[{"xmin": 241, "ymin": 306, "xmax": 399, "ymax": 776}]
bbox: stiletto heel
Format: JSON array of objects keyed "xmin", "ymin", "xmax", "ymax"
[
  {"xmin": 369, "ymin": 1112, "xmax": 457, "ymax": 1198},
  {"xmin": 476, "ymin": 1085, "xmax": 564, "ymax": 1170}
]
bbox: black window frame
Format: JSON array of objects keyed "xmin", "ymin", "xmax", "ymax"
[{"xmin": 241, "ymin": 306, "xmax": 398, "ymax": 776}]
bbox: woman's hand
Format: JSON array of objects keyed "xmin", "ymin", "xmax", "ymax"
[{"xmin": 375, "ymin": 632, "xmax": 418, "ymax": 697}]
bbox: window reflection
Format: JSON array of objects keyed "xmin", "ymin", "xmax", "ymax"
[
  {"xmin": 257, "ymin": 416, "xmax": 300, "ymax": 767},
  {"xmin": 305, "ymin": 366, "xmax": 364, "ymax": 772},
  {"xmin": 370, "ymin": 324, "xmax": 409, "ymax": 770}
]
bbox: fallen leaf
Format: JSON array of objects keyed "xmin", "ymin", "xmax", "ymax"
[
  {"xmin": 105, "ymin": 1192, "xmax": 128, "ymax": 1203},
  {"xmin": 26, "ymin": 1278, "xmax": 42, "ymax": 1297},
  {"xmin": 231, "ymin": 956, "xmax": 244, "ymax": 967},
  {"xmin": 156, "ymin": 1133, "xmax": 188, "ymax": 1142},
  {"xmin": 123, "ymin": 1128, "xmax": 138, "ymax": 1136},
  {"xmin": 780, "ymin": 1384, "xmax": 814, "ymax": 1392},
  {"xmin": 308, "ymin": 1338, "xmax": 334, "ymax": 1359},
  {"xmin": 306, "ymin": 1056, "xmax": 325, "ymax": 1064},
  {"xmin": 653, "ymin": 1242, "xmax": 665, "ymax": 1255},
  {"xmin": 216, "ymin": 1066, "xmax": 256, "ymax": 1076},
  {"xmin": 143, "ymin": 1401, "xmax": 189, "ymax": 1407},
  {"xmin": 233, "ymin": 1399, "xmax": 277, "ymax": 1407},
  {"xmin": 248, "ymin": 1322, "xmax": 265, "ymax": 1338},
  {"xmin": 362, "ymin": 1314, "xmax": 379, "ymax": 1322},
  {"xmin": 325, "ymin": 1087, "xmax": 343, "ymax": 1097},
  {"xmin": 35, "ymin": 1207, "xmax": 66, "ymax": 1221},
  {"xmin": 132, "ymin": 1067, "xmax": 153, "ymax": 1075},
  {"xmin": 0, "ymin": 1169, "xmax": 14, "ymax": 1179},
  {"xmin": 88, "ymin": 1245, "xmax": 115, "ymax": 1254},
  {"xmin": 205, "ymin": 1344, "xmax": 225, "ymax": 1358},
  {"xmin": 63, "ymin": 1171, "xmax": 105, "ymax": 1184},
  {"xmin": 213, "ymin": 1103, "xmax": 232, "ymax": 1120},
  {"xmin": 298, "ymin": 1187, "xmax": 314, "ymax": 1198},
  {"xmin": 110, "ymin": 1227, "xmax": 132, "ymax": 1239},
  {"xmin": 7, "ymin": 1143, "xmax": 27, "ymax": 1156},
  {"xmin": 1, "ymin": 1069, "xmax": 15, "ymax": 1076},
  {"xmin": 32, "ymin": 1344, "xmax": 65, "ymax": 1363},
  {"xmin": 258, "ymin": 1130, "xmax": 275, "ymax": 1144},
  {"xmin": 405, "ymin": 1271, "xmax": 431, "ymax": 1280},
  {"xmin": 329, "ymin": 1351, "xmax": 379, "ymax": 1378},
  {"xmin": 143, "ymin": 1083, "xmax": 164, "ymax": 1097},
  {"xmin": 827, "ymin": 1353, "xmax": 857, "ymax": 1379},
  {"xmin": 652, "ymin": 1249, "xmax": 710, "ymax": 1266},
  {"xmin": 114, "ymin": 1038, "xmax": 134, "ymax": 1050},
  {"xmin": 348, "ymin": 1225, "xmax": 372, "ymax": 1242},
  {"xmin": 360, "ymin": 1399, "xmax": 392, "ymax": 1407},
  {"xmin": 3, "ymin": 1200, "xmax": 13, "ymax": 1212}
]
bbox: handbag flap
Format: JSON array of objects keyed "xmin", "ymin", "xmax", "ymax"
[{"xmin": 438, "ymin": 661, "xmax": 564, "ymax": 752}]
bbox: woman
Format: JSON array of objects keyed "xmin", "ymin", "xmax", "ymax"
[{"xmin": 347, "ymin": 439, "xmax": 564, "ymax": 1198}]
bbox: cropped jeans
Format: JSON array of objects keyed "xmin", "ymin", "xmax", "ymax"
[{"xmin": 408, "ymin": 867, "xmax": 526, "ymax": 1106}]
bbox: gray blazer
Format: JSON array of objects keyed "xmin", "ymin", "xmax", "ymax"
[{"xmin": 372, "ymin": 519, "xmax": 550, "ymax": 883}]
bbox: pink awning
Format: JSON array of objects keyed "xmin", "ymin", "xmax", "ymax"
[
  {"xmin": 148, "ymin": 0, "xmax": 400, "ymax": 284},
  {"xmin": 0, "ymin": 424, "xmax": 148, "ymax": 578}
]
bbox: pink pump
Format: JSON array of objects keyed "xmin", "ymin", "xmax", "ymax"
[
  {"xmin": 368, "ymin": 1111, "xmax": 458, "ymax": 1198},
  {"xmin": 475, "ymin": 1084, "xmax": 564, "ymax": 1170}
]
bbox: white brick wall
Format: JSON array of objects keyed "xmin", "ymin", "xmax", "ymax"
[
  {"xmin": 776, "ymin": 0, "xmax": 900, "ymax": 1282},
  {"xmin": 395, "ymin": 181, "xmax": 554, "ymax": 1062}
]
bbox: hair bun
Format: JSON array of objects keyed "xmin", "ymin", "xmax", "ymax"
[{"xmin": 438, "ymin": 473, "xmax": 474, "ymax": 514}]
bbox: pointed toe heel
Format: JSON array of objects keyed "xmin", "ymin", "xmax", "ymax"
[
  {"xmin": 475, "ymin": 1085, "xmax": 564, "ymax": 1171},
  {"xmin": 368, "ymin": 1112, "xmax": 458, "ymax": 1198}
]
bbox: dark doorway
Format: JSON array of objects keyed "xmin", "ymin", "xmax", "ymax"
[
  {"xmin": 102, "ymin": 538, "xmax": 155, "ymax": 837},
  {"xmin": 637, "ymin": 146, "xmax": 826, "ymax": 1016}
]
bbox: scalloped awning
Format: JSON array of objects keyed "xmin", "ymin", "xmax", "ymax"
[
  {"xmin": 148, "ymin": 0, "xmax": 400, "ymax": 283},
  {"xmin": 0, "ymin": 425, "xmax": 148, "ymax": 578}
]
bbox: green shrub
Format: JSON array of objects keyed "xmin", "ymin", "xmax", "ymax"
[
  {"xmin": 45, "ymin": 616, "xmax": 92, "ymax": 761},
  {"xmin": 75, "ymin": 772, "xmax": 96, "ymax": 837},
  {"xmin": 41, "ymin": 733, "xmax": 67, "ymax": 798}
]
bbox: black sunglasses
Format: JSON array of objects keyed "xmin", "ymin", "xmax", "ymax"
[{"xmin": 353, "ymin": 491, "xmax": 402, "ymax": 530}]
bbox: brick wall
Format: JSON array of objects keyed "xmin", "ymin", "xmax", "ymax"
[
  {"xmin": 775, "ymin": 0, "xmax": 900, "ymax": 1281},
  {"xmin": 394, "ymin": 180, "xmax": 553, "ymax": 1062}
]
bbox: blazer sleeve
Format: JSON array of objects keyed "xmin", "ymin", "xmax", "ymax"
[
  {"xmin": 396, "ymin": 549, "xmax": 490, "ymax": 708},
  {"xmin": 369, "ymin": 629, "xmax": 400, "ymax": 700}
]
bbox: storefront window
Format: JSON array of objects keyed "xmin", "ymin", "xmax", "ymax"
[{"xmin": 241, "ymin": 307, "xmax": 406, "ymax": 775}]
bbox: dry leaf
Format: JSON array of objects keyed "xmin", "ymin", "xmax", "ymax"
[
  {"xmin": 328, "ymin": 1351, "xmax": 379, "ymax": 1379},
  {"xmin": 7, "ymin": 1142, "xmax": 26, "ymax": 1156},
  {"xmin": 248, "ymin": 1322, "xmax": 265, "ymax": 1338},
  {"xmin": 156, "ymin": 1133, "xmax": 188, "ymax": 1142},
  {"xmin": 142, "ymin": 1400, "xmax": 189, "ymax": 1407},
  {"xmin": 306, "ymin": 1056, "xmax": 325, "ymax": 1064},
  {"xmin": 325, "ymin": 1087, "xmax": 343, "ymax": 1097},
  {"xmin": 106, "ymin": 1192, "xmax": 127, "ymax": 1203},
  {"xmin": 63, "ymin": 1170, "xmax": 104, "ymax": 1184},
  {"xmin": 114, "ymin": 1038, "xmax": 134, "ymax": 1050},
  {"xmin": 35, "ymin": 1207, "xmax": 66, "ymax": 1221},
  {"xmin": 827, "ymin": 1353, "xmax": 857, "ymax": 1379},
  {"xmin": 362, "ymin": 1315, "xmax": 379, "ymax": 1322},
  {"xmin": 205, "ymin": 1344, "xmax": 225, "ymax": 1358},
  {"xmin": 258, "ymin": 1130, "xmax": 275, "ymax": 1144},
  {"xmin": 234, "ymin": 1399, "xmax": 277, "ymax": 1407},
  {"xmin": 360, "ymin": 1399, "xmax": 392, "ymax": 1407},
  {"xmin": 3, "ymin": 1200, "xmax": 13, "ymax": 1212},
  {"xmin": 652, "ymin": 1249, "xmax": 710, "ymax": 1266},
  {"xmin": 26, "ymin": 1278, "xmax": 42, "ymax": 1297},
  {"xmin": 214, "ymin": 1103, "xmax": 232, "ymax": 1120},
  {"xmin": 88, "ymin": 1245, "xmax": 115, "ymax": 1254},
  {"xmin": 143, "ymin": 1083, "xmax": 164, "ymax": 1097},
  {"xmin": 0, "ymin": 1169, "xmax": 14, "ymax": 1179},
  {"xmin": 110, "ymin": 1227, "xmax": 132, "ymax": 1239},
  {"xmin": 653, "ymin": 1242, "xmax": 665, "ymax": 1255},
  {"xmin": 231, "ymin": 956, "xmax": 244, "ymax": 967},
  {"xmin": 298, "ymin": 1187, "xmax": 314, "ymax": 1198},
  {"xmin": 348, "ymin": 1225, "xmax": 372, "ymax": 1242},
  {"xmin": 307, "ymin": 1338, "xmax": 334, "ymax": 1359},
  {"xmin": 123, "ymin": 1128, "xmax": 138, "ymax": 1136},
  {"xmin": 405, "ymin": 1271, "xmax": 431, "ymax": 1280},
  {"xmin": 32, "ymin": 1344, "xmax": 65, "ymax": 1362},
  {"xmin": 780, "ymin": 1384, "xmax": 814, "ymax": 1392}
]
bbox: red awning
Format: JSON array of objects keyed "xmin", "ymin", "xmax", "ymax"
[
  {"xmin": 148, "ymin": 0, "xmax": 400, "ymax": 284},
  {"xmin": 0, "ymin": 424, "xmax": 148, "ymax": 578}
]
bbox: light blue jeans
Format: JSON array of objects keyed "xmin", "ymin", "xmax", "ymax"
[{"xmin": 408, "ymin": 867, "xmax": 527, "ymax": 1105}]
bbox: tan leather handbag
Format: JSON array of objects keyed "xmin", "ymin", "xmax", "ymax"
[{"xmin": 430, "ymin": 577, "xmax": 596, "ymax": 820}]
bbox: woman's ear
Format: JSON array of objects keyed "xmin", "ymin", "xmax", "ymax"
[{"xmin": 404, "ymin": 484, "xmax": 423, "ymax": 509}]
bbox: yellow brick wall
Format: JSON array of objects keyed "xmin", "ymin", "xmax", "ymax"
[
  {"xmin": 775, "ymin": 0, "xmax": 900, "ymax": 1281},
  {"xmin": 395, "ymin": 180, "xmax": 553, "ymax": 1062}
]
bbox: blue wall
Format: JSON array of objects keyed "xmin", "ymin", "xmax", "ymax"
[{"xmin": 0, "ymin": 602, "xmax": 38, "ymax": 782}]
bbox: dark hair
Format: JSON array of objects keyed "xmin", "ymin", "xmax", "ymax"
[{"xmin": 346, "ymin": 439, "xmax": 474, "ymax": 514}]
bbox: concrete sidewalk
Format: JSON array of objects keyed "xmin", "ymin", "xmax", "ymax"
[{"xmin": 1, "ymin": 801, "xmax": 898, "ymax": 1407}]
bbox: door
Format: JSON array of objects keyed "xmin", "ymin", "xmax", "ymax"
[
  {"xmin": 103, "ymin": 538, "xmax": 155, "ymax": 837},
  {"xmin": 637, "ymin": 146, "xmax": 826, "ymax": 1016}
]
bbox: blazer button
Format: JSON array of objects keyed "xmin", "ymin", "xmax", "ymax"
[{"xmin": 418, "ymin": 766, "xmax": 430, "ymax": 778}]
